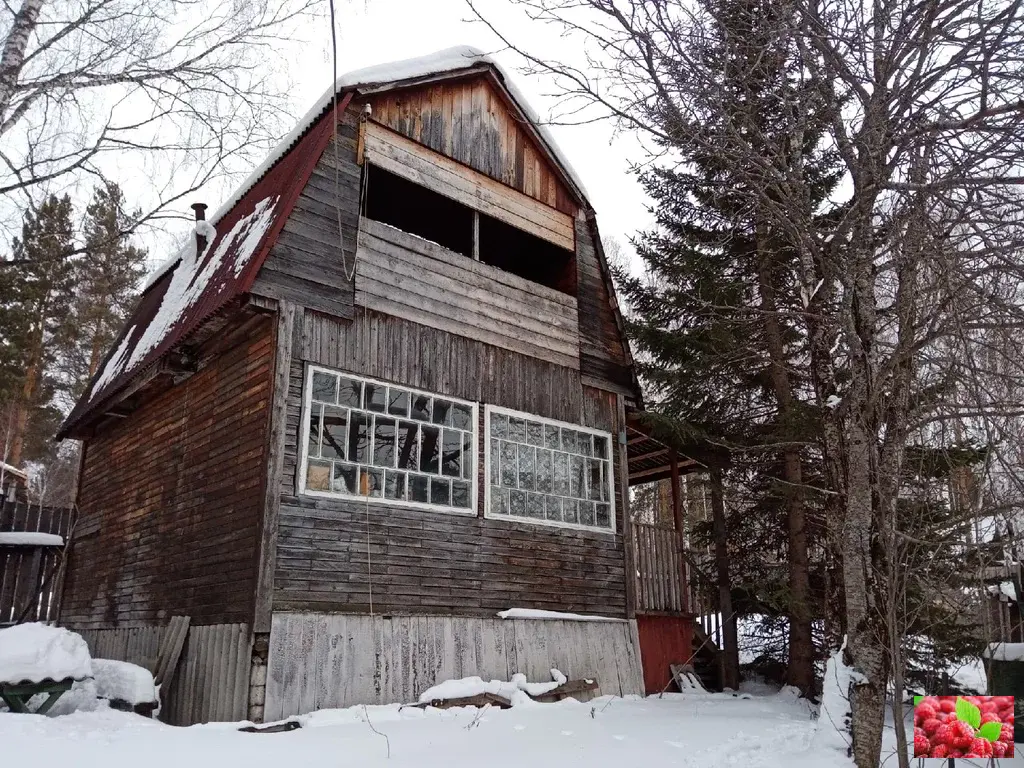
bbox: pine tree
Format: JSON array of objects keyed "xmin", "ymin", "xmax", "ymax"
[
  {"xmin": 60, "ymin": 182, "xmax": 147, "ymax": 404},
  {"xmin": 0, "ymin": 194, "xmax": 76, "ymax": 467},
  {"xmin": 615, "ymin": 0, "xmax": 842, "ymax": 695}
]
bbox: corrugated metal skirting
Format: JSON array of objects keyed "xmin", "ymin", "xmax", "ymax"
[
  {"xmin": 265, "ymin": 612, "xmax": 644, "ymax": 720},
  {"xmin": 76, "ymin": 623, "xmax": 251, "ymax": 725}
]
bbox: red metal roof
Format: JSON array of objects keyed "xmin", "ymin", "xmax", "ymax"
[{"xmin": 59, "ymin": 94, "xmax": 352, "ymax": 438}]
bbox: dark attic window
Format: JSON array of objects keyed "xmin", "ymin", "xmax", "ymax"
[
  {"xmin": 364, "ymin": 164, "xmax": 577, "ymax": 297},
  {"xmin": 365, "ymin": 165, "xmax": 473, "ymax": 257},
  {"xmin": 477, "ymin": 214, "xmax": 576, "ymax": 296}
]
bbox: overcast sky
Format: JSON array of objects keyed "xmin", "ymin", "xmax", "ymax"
[{"xmin": 155, "ymin": 0, "xmax": 653, "ymax": 273}]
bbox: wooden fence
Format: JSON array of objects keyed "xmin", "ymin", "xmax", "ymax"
[{"xmin": 0, "ymin": 500, "xmax": 75, "ymax": 625}]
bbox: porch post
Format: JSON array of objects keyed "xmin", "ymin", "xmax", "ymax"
[
  {"xmin": 670, "ymin": 454, "xmax": 688, "ymax": 614},
  {"xmin": 710, "ymin": 467, "xmax": 740, "ymax": 690}
]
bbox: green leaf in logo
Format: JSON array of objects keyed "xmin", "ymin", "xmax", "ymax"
[
  {"xmin": 955, "ymin": 697, "xmax": 981, "ymax": 730},
  {"xmin": 978, "ymin": 722, "xmax": 1002, "ymax": 742},
  {"xmin": 914, "ymin": 695, "xmax": 923, "ymax": 706}
]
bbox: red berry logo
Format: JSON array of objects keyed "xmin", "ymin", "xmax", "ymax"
[{"xmin": 912, "ymin": 695, "xmax": 1014, "ymax": 758}]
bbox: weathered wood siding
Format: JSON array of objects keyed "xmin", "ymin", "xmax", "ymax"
[
  {"xmin": 62, "ymin": 318, "xmax": 274, "ymax": 629},
  {"xmin": 252, "ymin": 110, "xmax": 360, "ymax": 320},
  {"xmin": 356, "ymin": 218, "xmax": 579, "ymax": 368},
  {"xmin": 575, "ymin": 216, "xmax": 634, "ymax": 394},
  {"xmin": 365, "ymin": 76, "xmax": 578, "ymax": 215},
  {"xmin": 272, "ymin": 309, "xmax": 627, "ymax": 617},
  {"xmin": 265, "ymin": 613, "xmax": 643, "ymax": 718},
  {"xmin": 77, "ymin": 623, "xmax": 252, "ymax": 725}
]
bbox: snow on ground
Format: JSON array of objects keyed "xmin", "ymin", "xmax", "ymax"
[
  {"xmin": 0, "ymin": 689, "xmax": 849, "ymax": 768},
  {"xmin": 0, "ymin": 623, "xmax": 91, "ymax": 684}
]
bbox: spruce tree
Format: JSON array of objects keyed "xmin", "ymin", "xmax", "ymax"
[
  {"xmin": 60, "ymin": 182, "xmax": 147, "ymax": 403},
  {"xmin": 0, "ymin": 194, "xmax": 76, "ymax": 466},
  {"xmin": 615, "ymin": 0, "xmax": 842, "ymax": 695}
]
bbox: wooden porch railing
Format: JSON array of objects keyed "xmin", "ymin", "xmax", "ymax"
[{"xmin": 632, "ymin": 520, "xmax": 724, "ymax": 655}]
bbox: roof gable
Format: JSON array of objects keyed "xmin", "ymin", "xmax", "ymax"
[{"xmin": 364, "ymin": 73, "xmax": 578, "ymax": 216}]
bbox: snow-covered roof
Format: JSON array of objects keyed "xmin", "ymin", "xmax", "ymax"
[{"xmin": 143, "ymin": 46, "xmax": 589, "ymax": 291}]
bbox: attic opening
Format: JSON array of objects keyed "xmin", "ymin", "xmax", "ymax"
[{"xmin": 364, "ymin": 164, "xmax": 576, "ymax": 296}]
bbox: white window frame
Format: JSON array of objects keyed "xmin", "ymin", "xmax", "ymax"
[
  {"xmin": 483, "ymin": 405, "xmax": 616, "ymax": 535},
  {"xmin": 298, "ymin": 365, "xmax": 478, "ymax": 517}
]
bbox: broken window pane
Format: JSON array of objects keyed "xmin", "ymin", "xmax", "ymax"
[
  {"xmin": 433, "ymin": 398, "xmax": 453, "ymax": 425},
  {"xmin": 411, "ymin": 394, "xmax": 431, "ymax": 422},
  {"xmin": 463, "ymin": 433, "xmax": 473, "ymax": 480},
  {"xmin": 593, "ymin": 434, "xmax": 608, "ymax": 459},
  {"xmin": 321, "ymin": 407, "xmax": 348, "ymax": 461},
  {"xmin": 332, "ymin": 463, "xmax": 357, "ymax": 495},
  {"xmin": 373, "ymin": 416, "xmax": 396, "ymax": 468},
  {"xmin": 420, "ymin": 425, "xmax": 440, "ymax": 474},
  {"xmin": 385, "ymin": 470, "xmax": 406, "ymax": 500},
  {"xmin": 338, "ymin": 377, "xmax": 361, "ymax": 408},
  {"xmin": 589, "ymin": 459, "xmax": 604, "ymax": 501},
  {"xmin": 569, "ymin": 454, "xmax": 586, "ymax": 499},
  {"xmin": 388, "ymin": 388, "xmax": 410, "ymax": 417},
  {"xmin": 365, "ymin": 382, "xmax": 387, "ymax": 413},
  {"xmin": 348, "ymin": 413, "xmax": 370, "ymax": 465},
  {"xmin": 396, "ymin": 421, "xmax": 419, "ymax": 470},
  {"xmin": 312, "ymin": 371, "xmax": 337, "ymax": 403},
  {"xmin": 441, "ymin": 428, "xmax": 461, "ymax": 477},
  {"xmin": 409, "ymin": 474, "xmax": 429, "ymax": 503}
]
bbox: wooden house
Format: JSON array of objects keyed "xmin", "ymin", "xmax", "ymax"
[{"xmin": 57, "ymin": 47, "xmax": 713, "ymax": 724}]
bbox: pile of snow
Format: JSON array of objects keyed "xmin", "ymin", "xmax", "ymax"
[
  {"xmin": 94, "ymin": 196, "xmax": 278, "ymax": 399},
  {"xmin": 0, "ymin": 532, "xmax": 64, "ymax": 547},
  {"xmin": 418, "ymin": 672, "xmax": 567, "ymax": 706},
  {"xmin": 92, "ymin": 660, "xmax": 156, "ymax": 706},
  {"xmin": 496, "ymin": 608, "xmax": 623, "ymax": 622},
  {"xmin": 984, "ymin": 642, "xmax": 1024, "ymax": 661},
  {"xmin": 809, "ymin": 639, "xmax": 855, "ymax": 764},
  {"xmin": 0, "ymin": 623, "xmax": 92, "ymax": 684}
]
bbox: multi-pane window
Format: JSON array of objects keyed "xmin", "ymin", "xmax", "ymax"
[
  {"xmin": 485, "ymin": 406, "xmax": 615, "ymax": 532},
  {"xmin": 301, "ymin": 366, "xmax": 476, "ymax": 513}
]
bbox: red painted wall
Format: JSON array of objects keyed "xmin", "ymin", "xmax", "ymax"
[{"xmin": 636, "ymin": 615, "xmax": 694, "ymax": 694}]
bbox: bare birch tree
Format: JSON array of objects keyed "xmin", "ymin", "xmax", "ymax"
[
  {"xmin": 468, "ymin": 0, "xmax": 1024, "ymax": 765},
  {"xmin": 0, "ymin": 0, "xmax": 319, "ymax": 244}
]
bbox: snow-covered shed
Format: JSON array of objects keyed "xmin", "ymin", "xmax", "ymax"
[{"xmin": 55, "ymin": 46, "xmax": 699, "ymax": 725}]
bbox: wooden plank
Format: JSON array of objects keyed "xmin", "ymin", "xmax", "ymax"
[
  {"xmin": 364, "ymin": 121, "xmax": 574, "ymax": 251},
  {"xmin": 357, "ymin": 232, "xmax": 578, "ymax": 337},
  {"xmin": 152, "ymin": 615, "xmax": 191, "ymax": 686},
  {"xmin": 360, "ymin": 218, "xmax": 575, "ymax": 311},
  {"xmin": 254, "ymin": 302, "xmax": 297, "ymax": 633}
]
